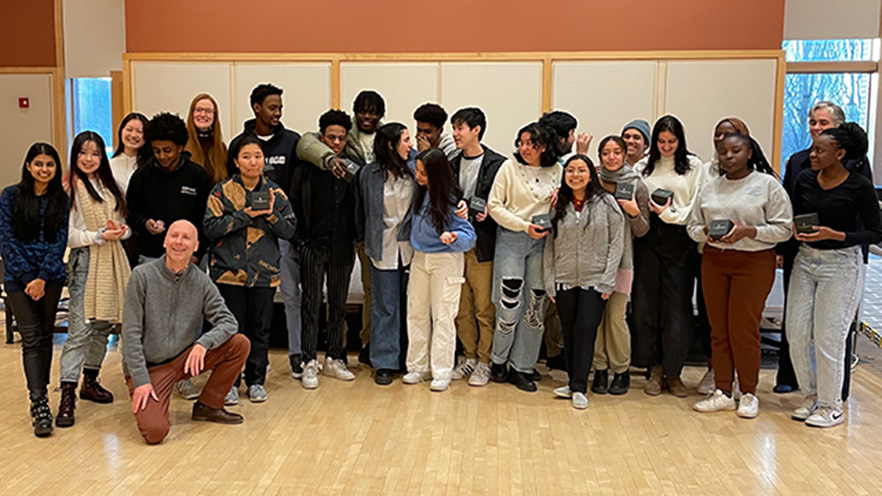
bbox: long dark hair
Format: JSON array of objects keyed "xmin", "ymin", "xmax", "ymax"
[
  {"xmin": 374, "ymin": 122, "xmax": 412, "ymax": 181},
  {"xmin": 112, "ymin": 112, "xmax": 148, "ymax": 158},
  {"xmin": 69, "ymin": 132, "xmax": 127, "ymax": 216},
  {"xmin": 717, "ymin": 133, "xmax": 777, "ymax": 178},
  {"xmin": 642, "ymin": 115, "xmax": 695, "ymax": 177},
  {"xmin": 12, "ymin": 143, "xmax": 68, "ymax": 243},
  {"xmin": 551, "ymin": 154, "xmax": 607, "ymax": 237},
  {"xmin": 413, "ymin": 148, "xmax": 461, "ymax": 234},
  {"xmin": 514, "ymin": 122, "xmax": 560, "ymax": 167}
]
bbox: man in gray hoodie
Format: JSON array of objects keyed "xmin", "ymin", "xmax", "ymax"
[{"xmin": 122, "ymin": 220, "xmax": 249, "ymax": 444}]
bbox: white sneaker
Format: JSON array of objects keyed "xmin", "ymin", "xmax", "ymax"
[
  {"xmin": 302, "ymin": 359, "xmax": 321, "ymax": 389},
  {"xmin": 175, "ymin": 379, "xmax": 201, "ymax": 400},
  {"xmin": 554, "ymin": 385, "xmax": 573, "ymax": 398},
  {"xmin": 324, "ymin": 357, "xmax": 355, "ymax": 381},
  {"xmin": 451, "ymin": 358, "xmax": 477, "ymax": 380},
  {"xmin": 736, "ymin": 393, "xmax": 759, "ymax": 419},
  {"xmin": 792, "ymin": 395, "xmax": 819, "ymax": 421},
  {"xmin": 806, "ymin": 406, "xmax": 845, "ymax": 428},
  {"xmin": 468, "ymin": 362, "xmax": 491, "ymax": 387},
  {"xmin": 693, "ymin": 389, "xmax": 736, "ymax": 413},
  {"xmin": 572, "ymin": 392, "xmax": 588, "ymax": 410},
  {"xmin": 430, "ymin": 378, "xmax": 450, "ymax": 391},
  {"xmin": 224, "ymin": 386, "xmax": 239, "ymax": 406},
  {"xmin": 403, "ymin": 371, "xmax": 430, "ymax": 384},
  {"xmin": 697, "ymin": 369, "xmax": 715, "ymax": 396}
]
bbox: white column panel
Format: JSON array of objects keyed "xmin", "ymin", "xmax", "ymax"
[
  {"xmin": 63, "ymin": 0, "xmax": 126, "ymax": 77},
  {"xmin": 552, "ymin": 61, "xmax": 656, "ymax": 152},
  {"xmin": 232, "ymin": 63, "xmax": 331, "ymax": 136},
  {"xmin": 341, "ymin": 62, "xmax": 439, "ymax": 132},
  {"xmin": 664, "ymin": 59, "xmax": 778, "ymax": 164},
  {"xmin": 131, "ymin": 62, "xmax": 232, "ymax": 142},
  {"xmin": 785, "ymin": 0, "xmax": 881, "ymax": 40},
  {"xmin": 0, "ymin": 74, "xmax": 54, "ymax": 189},
  {"xmin": 440, "ymin": 62, "xmax": 543, "ymax": 157}
]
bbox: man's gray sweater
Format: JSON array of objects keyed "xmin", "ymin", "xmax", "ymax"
[{"xmin": 122, "ymin": 256, "xmax": 238, "ymax": 388}]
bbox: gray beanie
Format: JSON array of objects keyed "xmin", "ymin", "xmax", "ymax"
[{"xmin": 622, "ymin": 119, "xmax": 651, "ymax": 144}]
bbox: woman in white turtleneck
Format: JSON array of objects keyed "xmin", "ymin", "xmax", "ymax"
[
  {"xmin": 631, "ymin": 115, "xmax": 703, "ymax": 399},
  {"xmin": 109, "ymin": 112, "xmax": 148, "ymax": 193}
]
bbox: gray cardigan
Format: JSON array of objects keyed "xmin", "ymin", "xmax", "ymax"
[
  {"xmin": 356, "ymin": 150, "xmax": 417, "ymax": 262},
  {"xmin": 121, "ymin": 256, "xmax": 239, "ymax": 388},
  {"xmin": 544, "ymin": 194, "xmax": 625, "ymax": 296}
]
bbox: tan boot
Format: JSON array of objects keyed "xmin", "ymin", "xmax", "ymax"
[
  {"xmin": 645, "ymin": 366, "xmax": 663, "ymax": 396},
  {"xmin": 667, "ymin": 376, "xmax": 688, "ymax": 398}
]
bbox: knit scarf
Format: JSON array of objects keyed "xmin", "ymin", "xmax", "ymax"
[
  {"xmin": 75, "ymin": 180, "xmax": 131, "ymax": 323},
  {"xmin": 598, "ymin": 163, "xmax": 640, "ymax": 185}
]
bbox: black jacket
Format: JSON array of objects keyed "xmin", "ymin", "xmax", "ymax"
[
  {"xmin": 126, "ymin": 151, "xmax": 212, "ymax": 259},
  {"xmin": 290, "ymin": 160, "xmax": 357, "ymax": 265},
  {"xmin": 227, "ymin": 119, "xmax": 301, "ymax": 195},
  {"xmin": 449, "ymin": 144, "xmax": 507, "ymax": 263}
]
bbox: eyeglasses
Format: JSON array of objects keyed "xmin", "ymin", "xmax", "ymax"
[
  {"xmin": 193, "ymin": 107, "xmax": 215, "ymax": 115},
  {"xmin": 516, "ymin": 139, "xmax": 537, "ymax": 149}
]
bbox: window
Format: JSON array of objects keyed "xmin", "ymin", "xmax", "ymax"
[
  {"xmin": 780, "ymin": 39, "xmax": 879, "ymax": 173},
  {"xmin": 71, "ymin": 78, "xmax": 114, "ymax": 155}
]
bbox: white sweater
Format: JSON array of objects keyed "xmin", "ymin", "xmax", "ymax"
[
  {"xmin": 634, "ymin": 155, "xmax": 703, "ymax": 226},
  {"xmin": 69, "ymin": 177, "xmax": 132, "ymax": 249},
  {"xmin": 488, "ymin": 158, "xmax": 562, "ymax": 233},
  {"xmin": 687, "ymin": 171, "xmax": 793, "ymax": 252},
  {"xmin": 110, "ymin": 153, "xmax": 138, "ymax": 194}
]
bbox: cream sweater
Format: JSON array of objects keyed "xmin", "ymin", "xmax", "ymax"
[
  {"xmin": 488, "ymin": 158, "xmax": 562, "ymax": 233},
  {"xmin": 634, "ymin": 155, "xmax": 703, "ymax": 226}
]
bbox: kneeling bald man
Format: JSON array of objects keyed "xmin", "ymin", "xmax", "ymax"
[{"xmin": 122, "ymin": 219, "xmax": 250, "ymax": 444}]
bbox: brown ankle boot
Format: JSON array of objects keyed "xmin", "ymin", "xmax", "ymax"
[
  {"xmin": 667, "ymin": 376, "xmax": 688, "ymax": 398},
  {"xmin": 645, "ymin": 366, "xmax": 663, "ymax": 396},
  {"xmin": 80, "ymin": 369, "xmax": 114, "ymax": 404},
  {"xmin": 56, "ymin": 382, "xmax": 77, "ymax": 428}
]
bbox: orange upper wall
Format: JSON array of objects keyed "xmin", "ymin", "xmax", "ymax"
[
  {"xmin": 125, "ymin": 0, "xmax": 785, "ymax": 53},
  {"xmin": 0, "ymin": 0, "xmax": 56, "ymax": 67}
]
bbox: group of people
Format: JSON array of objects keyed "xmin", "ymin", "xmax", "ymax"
[{"xmin": 1, "ymin": 81, "xmax": 879, "ymax": 444}]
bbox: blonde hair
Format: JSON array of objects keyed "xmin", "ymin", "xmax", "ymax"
[{"xmin": 185, "ymin": 93, "xmax": 228, "ymax": 184}]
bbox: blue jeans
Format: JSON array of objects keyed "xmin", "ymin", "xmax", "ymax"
[
  {"xmin": 59, "ymin": 247, "xmax": 113, "ymax": 384},
  {"xmin": 786, "ymin": 244, "xmax": 862, "ymax": 409},
  {"xmin": 369, "ymin": 262, "xmax": 409, "ymax": 371},
  {"xmin": 490, "ymin": 228, "xmax": 547, "ymax": 373},
  {"xmin": 279, "ymin": 239, "xmax": 302, "ymax": 358}
]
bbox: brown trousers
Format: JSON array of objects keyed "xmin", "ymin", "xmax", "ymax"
[
  {"xmin": 455, "ymin": 248, "xmax": 495, "ymax": 363},
  {"xmin": 125, "ymin": 334, "xmax": 250, "ymax": 444},
  {"xmin": 701, "ymin": 246, "xmax": 775, "ymax": 394}
]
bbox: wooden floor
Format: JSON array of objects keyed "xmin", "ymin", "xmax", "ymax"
[{"xmin": 1, "ymin": 337, "xmax": 882, "ymax": 495}]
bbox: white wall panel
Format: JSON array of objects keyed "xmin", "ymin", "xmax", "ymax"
[
  {"xmin": 233, "ymin": 63, "xmax": 331, "ymax": 136},
  {"xmin": 341, "ymin": 62, "xmax": 439, "ymax": 134},
  {"xmin": 0, "ymin": 74, "xmax": 54, "ymax": 189}
]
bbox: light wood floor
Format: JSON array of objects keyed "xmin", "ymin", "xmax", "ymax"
[{"xmin": 1, "ymin": 337, "xmax": 882, "ymax": 495}]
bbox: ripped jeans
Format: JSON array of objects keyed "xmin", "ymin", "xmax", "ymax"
[{"xmin": 490, "ymin": 228, "xmax": 548, "ymax": 373}]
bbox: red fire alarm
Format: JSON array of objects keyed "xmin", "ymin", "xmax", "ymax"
[{"xmin": 19, "ymin": 97, "xmax": 29, "ymax": 109}]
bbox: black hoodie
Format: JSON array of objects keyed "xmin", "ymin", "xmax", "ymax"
[
  {"xmin": 126, "ymin": 151, "xmax": 212, "ymax": 259},
  {"xmin": 227, "ymin": 119, "xmax": 301, "ymax": 195}
]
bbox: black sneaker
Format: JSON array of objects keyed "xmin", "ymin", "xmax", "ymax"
[
  {"xmin": 375, "ymin": 369, "xmax": 394, "ymax": 386},
  {"xmin": 529, "ymin": 369, "xmax": 542, "ymax": 382},
  {"xmin": 358, "ymin": 346, "xmax": 372, "ymax": 367},
  {"xmin": 591, "ymin": 369, "xmax": 609, "ymax": 395},
  {"xmin": 289, "ymin": 355, "xmax": 304, "ymax": 379},
  {"xmin": 490, "ymin": 362, "xmax": 508, "ymax": 383},
  {"xmin": 508, "ymin": 370, "xmax": 537, "ymax": 392},
  {"xmin": 546, "ymin": 354, "xmax": 567, "ymax": 371},
  {"xmin": 609, "ymin": 372, "xmax": 630, "ymax": 395}
]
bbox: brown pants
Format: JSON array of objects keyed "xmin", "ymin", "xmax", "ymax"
[
  {"xmin": 593, "ymin": 291, "xmax": 631, "ymax": 374},
  {"xmin": 455, "ymin": 248, "xmax": 495, "ymax": 363},
  {"xmin": 125, "ymin": 334, "xmax": 250, "ymax": 444},
  {"xmin": 701, "ymin": 246, "xmax": 775, "ymax": 394}
]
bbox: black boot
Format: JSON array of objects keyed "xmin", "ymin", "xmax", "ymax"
[
  {"xmin": 591, "ymin": 369, "xmax": 609, "ymax": 395},
  {"xmin": 609, "ymin": 372, "xmax": 630, "ymax": 395},
  {"xmin": 80, "ymin": 368, "xmax": 114, "ymax": 404},
  {"xmin": 508, "ymin": 370, "xmax": 537, "ymax": 392},
  {"xmin": 56, "ymin": 382, "xmax": 77, "ymax": 427},
  {"xmin": 30, "ymin": 395, "xmax": 53, "ymax": 437},
  {"xmin": 490, "ymin": 362, "xmax": 508, "ymax": 383}
]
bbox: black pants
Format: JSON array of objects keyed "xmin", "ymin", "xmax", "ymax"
[
  {"xmin": 776, "ymin": 253, "xmax": 799, "ymax": 388},
  {"xmin": 217, "ymin": 284, "xmax": 275, "ymax": 386},
  {"xmin": 695, "ymin": 253, "xmax": 712, "ymax": 360},
  {"xmin": 6, "ymin": 281, "xmax": 64, "ymax": 398},
  {"xmin": 557, "ymin": 286, "xmax": 606, "ymax": 394},
  {"xmin": 631, "ymin": 217, "xmax": 696, "ymax": 378},
  {"xmin": 300, "ymin": 242, "xmax": 354, "ymax": 363}
]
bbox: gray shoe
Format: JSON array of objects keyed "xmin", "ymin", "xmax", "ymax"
[
  {"xmin": 175, "ymin": 379, "xmax": 201, "ymax": 400},
  {"xmin": 224, "ymin": 386, "xmax": 239, "ymax": 406},
  {"xmin": 248, "ymin": 384, "xmax": 267, "ymax": 403}
]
